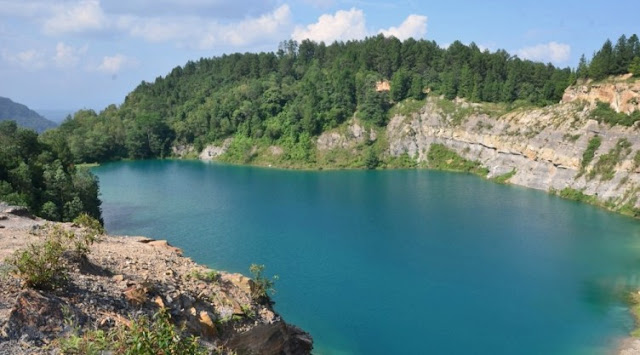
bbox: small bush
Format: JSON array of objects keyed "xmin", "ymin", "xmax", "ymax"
[
  {"xmin": 73, "ymin": 213, "xmax": 105, "ymax": 234},
  {"xmin": 427, "ymin": 144, "xmax": 488, "ymax": 176},
  {"xmin": 589, "ymin": 138, "xmax": 632, "ymax": 181},
  {"xmin": 580, "ymin": 135, "xmax": 602, "ymax": 171},
  {"xmin": 59, "ymin": 309, "xmax": 206, "ymax": 355},
  {"xmin": 7, "ymin": 223, "xmax": 102, "ymax": 290},
  {"xmin": 492, "ymin": 169, "xmax": 516, "ymax": 184},
  {"xmin": 188, "ymin": 268, "xmax": 218, "ymax": 282},
  {"xmin": 557, "ymin": 188, "xmax": 597, "ymax": 204},
  {"xmin": 364, "ymin": 147, "xmax": 379, "ymax": 169},
  {"xmin": 7, "ymin": 234, "xmax": 67, "ymax": 290},
  {"xmin": 249, "ymin": 264, "xmax": 278, "ymax": 301},
  {"xmin": 589, "ymin": 101, "xmax": 640, "ymax": 127}
]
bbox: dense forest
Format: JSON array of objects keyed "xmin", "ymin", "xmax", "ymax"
[
  {"xmin": 31, "ymin": 34, "xmax": 640, "ymax": 167},
  {"xmin": 0, "ymin": 121, "xmax": 102, "ymax": 222},
  {"xmin": 576, "ymin": 34, "xmax": 640, "ymax": 80}
]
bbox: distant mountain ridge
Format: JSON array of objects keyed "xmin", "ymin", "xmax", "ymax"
[{"xmin": 0, "ymin": 97, "xmax": 57, "ymax": 132}]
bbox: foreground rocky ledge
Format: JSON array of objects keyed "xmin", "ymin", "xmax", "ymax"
[{"xmin": 0, "ymin": 206, "xmax": 312, "ymax": 354}]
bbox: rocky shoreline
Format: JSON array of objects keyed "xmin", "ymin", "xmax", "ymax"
[
  {"xmin": 194, "ymin": 78, "xmax": 640, "ymax": 219},
  {"xmin": 0, "ymin": 205, "xmax": 312, "ymax": 354}
]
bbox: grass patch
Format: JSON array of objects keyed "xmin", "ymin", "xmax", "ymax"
[
  {"xmin": 388, "ymin": 98, "xmax": 426, "ymax": 117},
  {"xmin": 427, "ymin": 144, "xmax": 488, "ymax": 176},
  {"xmin": 589, "ymin": 101, "xmax": 640, "ymax": 127},
  {"xmin": 555, "ymin": 188, "xmax": 598, "ymax": 205},
  {"xmin": 492, "ymin": 169, "xmax": 516, "ymax": 184},
  {"xmin": 433, "ymin": 98, "xmax": 475, "ymax": 125},
  {"xmin": 588, "ymin": 138, "xmax": 632, "ymax": 181},
  {"xmin": 384, "ymin": 152, "xmax": 418, "ymax": 169}
]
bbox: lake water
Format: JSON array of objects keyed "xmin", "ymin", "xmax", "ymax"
[{"xmin": 93, "ymin": 160, "xmax": 640, "ymax": 355}]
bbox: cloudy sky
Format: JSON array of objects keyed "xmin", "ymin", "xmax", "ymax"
[{"xmin": 0, "ymin": 0, "xmax": 637, "ymax": 111}]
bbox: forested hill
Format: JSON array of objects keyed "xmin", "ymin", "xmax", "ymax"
[
  {"xmin": 0, "ymin": 97, "xmax": 57, "ymax": 133},
  {"xmin": 43, "ymin": 34, "xmax": 639, "ymax": 164}
]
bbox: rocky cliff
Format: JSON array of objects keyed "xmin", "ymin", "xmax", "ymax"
[
  {"xmin": 195, "ymin": 78, "xmax": 640, "ymax": 217},
  {"xmin": 385, "ymin": 83, "xmax": 640, "ymax": 215},
  {"xmin": 0, "ymin": 205, "xmax": 312, "ymax": 354},
  {"xmin": 562, "ymin": 75, "xmax": 640, "ymax": 114}
]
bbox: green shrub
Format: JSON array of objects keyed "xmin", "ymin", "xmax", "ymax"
[
  {"xmin": 492, "ymin": 169, "xmax": 516, "ymax": 184},
  {"xmin": 427, "ymin": 144, "xmax": 488, "ymax": 176},
  {"xmin": 557, "ymin": 188, "xmax": 598, "ymax": 204},
  {"xmin": 589, "ymin": 101, "xmax": 640, "ymax": 127},
  {"xmin": 59, "ymin": 309, "xmax": 206, "ymax": 355},
  {"xmin": 188, "ymin": 268, "xmax": 218, "ymax": 282},
  {"xmin": 364, "ymin": 147, "xmax": 380, "ymax": 169},
  {"xmin": 73, "ymin": 213, "xmax": 105, "ymax": 234},
  {"xmin": 581, "ymin": 135, "xmax": 602, "ymax": 171},
  {"xmin": 385, "ymin": 152, "xmax": 417, "ymax": 168},
  {"xmin": 249, "ymin": 264, "xmax": 278, "ymax": 301},
  {"xmin": 589, "ymin": 138, "xmax": 632, "ymax": 180},
  {"xmin": 7, "ymin": 222, "xmax": 102, "ymax": 289},
  {"xmin": 7, "ymin": 233, "xmax": 67, "ymax": 289}
]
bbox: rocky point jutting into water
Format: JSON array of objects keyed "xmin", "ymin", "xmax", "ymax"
[{"xmin": 0, "ymin": 204, "xmax": 312, "ymax": 354}]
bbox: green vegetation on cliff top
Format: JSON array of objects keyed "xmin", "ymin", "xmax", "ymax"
[{"xmin": 44, "ymin": 35, "xmax": 580, "ymax": 165}]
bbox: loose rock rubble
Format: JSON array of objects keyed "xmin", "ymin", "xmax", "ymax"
[{"xmin": 0, "ymin": 206, "xmax": 312, "ymax": 354}]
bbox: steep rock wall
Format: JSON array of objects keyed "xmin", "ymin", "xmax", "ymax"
[
  {"xmin": 562, "ymin": 75, "xmax": 640, "ymax": 114},
  {"xmin": 387, "ymin": 99, "xmax": 640, "ymax": 210}
]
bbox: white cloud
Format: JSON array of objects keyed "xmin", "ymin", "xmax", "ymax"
[
  {"xmin": 212, "ymin": 4, "xmax": 291, "ymax": 47},
  {"xmin": 292, "ymin": 8, "xmax": 367, "ymax": 43},
  {"xmin": 379, "ymin": 14, "xmax": 427, "ymax": 41},
  {"xmin": 53, "ymin": 42, "xmax": 87, "ymax": 68},
  {"xmin": 124, "ymin": 4, "xmax": 291, "ymax": 49},
  {"xmin": 2, "ymin": 49, "xmax": 46, "ymax": 70},
  {"xmin": 516, "ymin": 41, "xmax": 571, "ymax": 63},
  {"xmin": 43, "ymin": 0, "xmax": 107, "ymax": 35},
  {"xmin": 96, "ymin": 54, "xmax": 138, "ymax": 74},
  {"xmin": 292, "ymin": 9, "xmax": 428, "ymax": 43}
]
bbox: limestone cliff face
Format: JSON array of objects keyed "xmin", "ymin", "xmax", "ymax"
[
  {"xmin": 386, "ymin": 97, "xmax": 640, "ymax": 211},
  {"xmin": 562, "ymin": 75, "xmax": 640, "ymax": 114},
  {"xmin": 316, "ymin": 120, "xmax": 377, "ymax": 151}
]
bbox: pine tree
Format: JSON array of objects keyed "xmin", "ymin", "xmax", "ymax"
[
  {"xmin": 576, "ymin": 54, "xmax": 588, "ymax": 79},
  {"xmin": 589, "ymin": 39, "xmax": 613, "ymax": 80}
]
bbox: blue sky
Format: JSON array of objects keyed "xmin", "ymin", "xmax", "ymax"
[{"xmin": 0, "ymin": 0, "xmax": 637, "ymax": 111}]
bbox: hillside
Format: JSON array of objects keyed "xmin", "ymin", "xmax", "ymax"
[
  {"xmin": 36, "ymin": 34, "xmax": 640, "ymax": 218},
  {"xmin": 42, "ymin": 35, "xmax": 573, "ymax": 163},
  {"xmin": 0, "ymin": 97, "xmax": 57, "ymax": 133},
  {"xmin": 193, "ymin": 75, "xmax": 640, "ymax": 217}
]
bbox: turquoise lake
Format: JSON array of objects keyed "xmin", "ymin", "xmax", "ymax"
[{"xmin": 93, "ymin": 160, "xmax": 640, "ymax": 355}]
